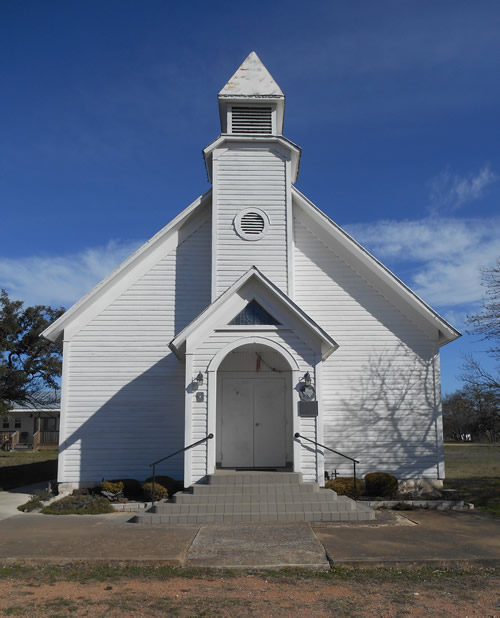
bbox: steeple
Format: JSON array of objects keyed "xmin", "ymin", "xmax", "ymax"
[{"xmin": 218, "ymin": 52, "xmax": 285, "ymax": 135}]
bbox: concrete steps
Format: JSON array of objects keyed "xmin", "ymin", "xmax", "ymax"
[{"xmin": 132, "ymin": 471, "xmax": 375, "ymax": 524}]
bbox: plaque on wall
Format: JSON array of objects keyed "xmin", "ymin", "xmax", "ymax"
[{"xmin": 298, "ymin": 401, "xmax": 318, "ymax": 417}]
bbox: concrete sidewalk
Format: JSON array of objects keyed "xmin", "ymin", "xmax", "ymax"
[
  {"xmin": 0, "ymin": 485, "xmax": 499, "ymax": 569},
  {"xmin": 0, "ymin": 481, "xmax": 52, "ymax": 522},
  {"xmin": 313, "ymin": 510, "xmax": 500, "ymax": 568}
]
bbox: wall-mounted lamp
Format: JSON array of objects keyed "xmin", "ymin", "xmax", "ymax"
[
  {"xmin": 303, "ymin": 372, "xmax": 311, "ymax": 387},
  {"xmin": 195, "ymin": 372, "xmax": 204, "ymax": 387}
]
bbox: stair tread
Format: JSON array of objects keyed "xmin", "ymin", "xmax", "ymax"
[{"xmin": 135, "ymin": 472, "xmax": 375, "ymax": 524}]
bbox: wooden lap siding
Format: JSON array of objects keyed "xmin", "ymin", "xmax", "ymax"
[
  {"xmin": 215, "ymin": 147, "xmax": 288, "ymax": 297},
  {"xmin": 61, "ymin": 219, "xmax": 212, "ymax": 485},
  {"xmin": 293, "ymin": 216, "xmax": 443, "ymax": 480}
]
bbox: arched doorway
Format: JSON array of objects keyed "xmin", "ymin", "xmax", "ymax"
[{"xmin": 216, "ymin": 343, "xmax": 293, "ymax": 469}]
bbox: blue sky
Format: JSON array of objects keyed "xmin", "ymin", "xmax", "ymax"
[{"xmin": 1, "ymin": 1, "xmax": 499, "ymax": 394}]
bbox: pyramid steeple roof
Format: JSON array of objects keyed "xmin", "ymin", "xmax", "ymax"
[{"xmin": 218, "ymin": 51, "xmax": 284, "ymax": 99}]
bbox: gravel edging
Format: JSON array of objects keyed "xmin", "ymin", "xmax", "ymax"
[{"xmin": 365, "ymin": 499, "xmax": 474, "ymax": 510}]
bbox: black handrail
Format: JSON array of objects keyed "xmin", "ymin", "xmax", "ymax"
[
  {"xmin": 149, "ymin": 433, "xmax": 214, "ymax": 506},
  {"xmin": 294, "ymin": 432, "xmax": 360, "ymax": 500}
]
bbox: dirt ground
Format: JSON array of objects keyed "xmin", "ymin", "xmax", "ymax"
[{"xmin": 1, "ymin": 569, "xmax": 499, "ymax": 617}]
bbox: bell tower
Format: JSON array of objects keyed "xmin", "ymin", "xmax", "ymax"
[
  {"xmin": 204, "ymin": 52, "xmax": 301, "ymax": 301},
  {"xmin": 217, "ymin": 51, "xmax": 285, "ymax": 136}
]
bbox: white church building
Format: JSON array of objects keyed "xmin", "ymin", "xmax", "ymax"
[{"xmin": 43, "ymin": 52, "xmax": 460, "ymax": 491}]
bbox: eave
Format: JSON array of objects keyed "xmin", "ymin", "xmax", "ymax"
[{"xmin": 203, "ymin": 135, "xmax": 301, "ymax": 183}]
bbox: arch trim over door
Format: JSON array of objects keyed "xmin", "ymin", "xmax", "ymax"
[{"xmin": 207, "ymin": 336, "xmax": 300, "ymax": 373}]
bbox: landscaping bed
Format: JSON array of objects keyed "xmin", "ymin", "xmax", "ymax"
[{"xmin": 17, "ymin": 475, "xmax": 184, "ymax": 515}]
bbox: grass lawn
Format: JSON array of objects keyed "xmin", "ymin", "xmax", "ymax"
[
  {"xmin": 0, "ymin": 450, "xmax": 58, "ymax": 491},
  {"xmin": 444, "ymin": 443, "xmax": 500, "ymax": 516}
]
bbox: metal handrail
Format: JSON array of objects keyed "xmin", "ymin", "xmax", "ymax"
[
  {"xmin": 294, "ymin": 432, "xmax": 360, "ymax": 500},
  {"xmin": 149, "ymin": 433, "xmax": 214, "ymax": 506}
]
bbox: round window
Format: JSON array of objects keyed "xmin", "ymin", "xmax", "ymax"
[{"xmin": 234, "ymin": 208, "xmax": 270, "ymax": 241}]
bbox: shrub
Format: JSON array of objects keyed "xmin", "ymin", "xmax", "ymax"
[
  {"xmin": 17, "ymin": 487, "xmax": 54, "ymax": 512},
  {"xmin": 17, "ymin": 495, "xmax": 43, "ymax": 512},
  {"xmin": 41, "ymin": 494, "xmax": 114, "ymax": 515},
  {"xmin": 325, "ymin": 477, "xmax": 363, "ymax": 499},
  {"xmin": 143, "ymin": 482, "xmax": 168, "ymax": 501},
  {"xmin": 364, "ymin": 472, "xmax": 399, "ymax": 498},
  {"xmin": 144, "ymin": 475, "xmax": 183, "ymax": 497},
  {"xmin": 101, "ymin": 480, "xmax": 124, "ymax": 494},
  {"xmin": 100, "ymin": 480, "xmax": 124, "ymax": 502},
  {"xmin": 116, "ymin": 478, "xmax": 143, "ymax": 500},
  {"xmin": 101, "ymin": 479, "xmax": 143, "ymax": 501}
]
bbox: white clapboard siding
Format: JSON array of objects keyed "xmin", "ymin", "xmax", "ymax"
[
  {"xmin": 60, "ymin": 219, "xmax": 212, "ymax": 485},
  {"xmin": 214, "ymin": 147, "xmax": 288, "ymax": 296},
  {"xmin": 293, "ymin": 215, "xmax": 442, "ymax": 479}
]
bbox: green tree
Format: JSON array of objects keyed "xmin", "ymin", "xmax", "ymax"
[{"xmin": 0, "ymin": 290, "xmax": 65, "ymax": 415}]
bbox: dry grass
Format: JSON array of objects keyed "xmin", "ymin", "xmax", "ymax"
[
  {"xmin": 0, "ymin": 450, "xmax": 58, "ymax": 491},
  {"xmin": 444, "ymin": 443, "xmax": 500, "ymax": 515}
]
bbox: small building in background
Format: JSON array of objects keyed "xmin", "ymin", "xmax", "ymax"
[{"xmin": 1, "ymin": 396, "xmax": 60, "ymax": 451}]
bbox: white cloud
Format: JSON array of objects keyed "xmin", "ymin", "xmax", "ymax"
[
  {"xmin": 427, "ymin": 165, "xmax": 497, "ymax": 214},
  {"xmin": 0, "ymin": 240, "xmax": 143, "ymax": 308},
  {"xmin": 346, "ymin": 217, "xmax": 500, "ymax": 308}
]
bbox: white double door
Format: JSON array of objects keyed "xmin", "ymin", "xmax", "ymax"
[{"xmin": 219, "ymin": 372, "xmax": 288, "ymax": 468}]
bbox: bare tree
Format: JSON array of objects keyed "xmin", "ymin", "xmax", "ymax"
[
  {"xmin": 466, "ymin": 258, "xmax": 500, "ymax": 358},
  {"xmin": 463, "ymin": 258, "xmax": 500, "ymax": 394},
  {"xmin": 443, "ymin": 386, "xmax": 499, "ymax": 442}
]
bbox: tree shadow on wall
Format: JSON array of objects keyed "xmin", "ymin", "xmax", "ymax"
[{"xmin": 324, "ymin": 343, "xmax": 443, "ymax": 481}]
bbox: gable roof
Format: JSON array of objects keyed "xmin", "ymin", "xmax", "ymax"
[
  {"xmin": 292, "ymin": 187, "xmax": 461, "ymax": 346},
  {"xmin": 169, "ymin": 266, "xmax": 338, "ymax": 361},
  {"xmin": 218, "ymin": 52, "xmax": 284, "ymax": 99},
  {"xmin": 42, "ymin": 190, "xmax": 211, "ymax": 343}
]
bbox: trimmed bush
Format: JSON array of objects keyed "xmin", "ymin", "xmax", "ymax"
[
  {"xmin": 101, "ymin": 479, "xmax": 143, "ymax": 501},
  {"xmin": 41, "ymin": 494, "xmax": 114, "ymax": 515},
  {"xmin": 100, "ymin": 480, "xmax": 124, "ymax": 502},
  {"xmin": 144, "ymin": 475, "xmax": 184, "ymax": 497},
  {"xmin": 143, "ymin": 482, "xmax": 168, "ymax": 501},
  {"xmin": 325, "ymin": 477, "xmax": 363, "ymax": 499},
  {"xmin": 116, "ymin": 478, "xmax": 143, "ymax": 500},
  {"xmin": 101, "ymin": 480, "xmax": 124, "ymax": 494},
  {"xmin": 364, "ymin": 472, "xmax": 399, "ymax": 498}
]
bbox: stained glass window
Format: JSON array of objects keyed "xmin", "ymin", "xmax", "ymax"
[{"xmin": 229, "ymin": 300, "xmax": 281, "ymax": 326}]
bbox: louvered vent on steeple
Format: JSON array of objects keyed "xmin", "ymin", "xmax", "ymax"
[
  {"xmin": 241, "ymin": 211, "xmax": 265, "ymax": 234},
  {"xmin": 231, "ymin": 106, "xmax": 273, "ymax": 134},
  {"xmin": 234, "ymin": 208, "xmax": 270, "ymax": 240}
]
